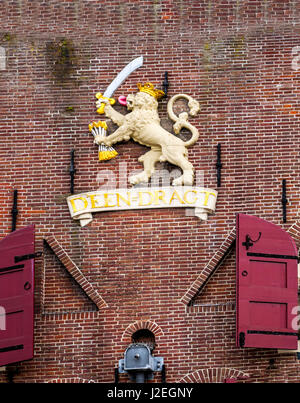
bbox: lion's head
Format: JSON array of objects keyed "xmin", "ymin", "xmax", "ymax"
[{"xmin": 126, "ymin": 91, "xmax": 158, "ymax": 112}]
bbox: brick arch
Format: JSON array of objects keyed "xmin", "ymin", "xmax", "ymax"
[
  {"xmin": 46, "ymin": 377, "xmax": 96, "ymax": 383},
  {"xmin": 178, "ymin": 368, "xmax": 250, "ymax": 383},
  {"xmin": 121, "ymin": 320, "xmax": 164, "ymax": 344}
]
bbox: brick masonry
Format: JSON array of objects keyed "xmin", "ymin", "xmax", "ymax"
[{"xmin": 1, "ymin": 0, "xmax": 300, "ymax": 383}]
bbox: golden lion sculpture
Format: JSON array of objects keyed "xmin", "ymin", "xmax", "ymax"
[{"xmin": 95, "ymin": 83, "xmax": 200, "ymax": 186}]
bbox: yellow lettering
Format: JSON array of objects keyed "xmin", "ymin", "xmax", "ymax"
[
  {"xmin": 203, "ymin": 191, "xmax": 216, "ymax": 206},
  {"xmin": 138, "ymin": 191, "xmax": 154, "ymax": 206},
  {"xmin": 69, "ymin": 197, "xmax": 88, "ymax": 214},
  {"xmin": 88, "ymin": 194, "xmax": 102, "ymax": 209},
  {"xmin": 117, "ymin": 192, "xmax": 131, "ymax": 207},
  {"xmin": 183, "ymin": 190, "xmax": 197, "ymax": 205},
  {"xmin": 154, "ymin": 190, "xmax": 166, "ymax": 205},
  {"xmin": 169, "ymin": 190, "xmax": 184, "ymax": 205},
  {"xmin": 103, "ymin": 193, "xmax": 117, "ymax": 208}
]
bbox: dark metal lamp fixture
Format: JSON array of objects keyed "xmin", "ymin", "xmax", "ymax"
[{"xmin": 118, "ymin": 343, "xmax": 164, "ymax": 383}]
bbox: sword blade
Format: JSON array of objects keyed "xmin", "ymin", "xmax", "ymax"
[{"xmin": 103, "ymin": 56, "xmax": 143, "ymax": 98}]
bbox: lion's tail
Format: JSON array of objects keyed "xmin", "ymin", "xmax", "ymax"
[{"xmin": 167, "ymin": 94, "xmax": 200, "ymax": 147}]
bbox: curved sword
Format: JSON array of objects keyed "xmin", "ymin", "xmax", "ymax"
[{"xmin": 96, "ymin": 56, "xmax": 143, "ymax": 114}]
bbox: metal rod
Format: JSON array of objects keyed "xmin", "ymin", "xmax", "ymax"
[
  {"xmin": 216, "ymin": 143, "xmax": 222, "ymax": 187},
  {"xmin": 281, "ymin": 179, "xmax": 288, "ymax": 223},
  {"xmin": 70, "ymin": 149, "xmax": 76, "ymax": 194},
  {"xmin": 114, "ymin": 367, "xmax": 119, "ymax": 383},
  {"xmin": 11, "ymin": 189, "xmax": 18, "ymax": 232},
  {"xmin": 161, "ymin": 364, "xmax": 166, "ymax": 383},
  {"xmin": 163, "ymin": 72, "xmax": 169, "ymax": 98},
  {"xmin": 135, "ymin": 372, "xmax": 145, "ymax": 383}
]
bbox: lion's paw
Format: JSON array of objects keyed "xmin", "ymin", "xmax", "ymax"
[
  {"xmin": 129, "ymin": 171, "xmax": 149, "ymax": 185},
  {"xmin": 172, "ymin": 172, "xmax": 194, "ymax": 186},
  {"xmin": 172, "ymin": 176, "xmax": 184, "ymax": 186}
]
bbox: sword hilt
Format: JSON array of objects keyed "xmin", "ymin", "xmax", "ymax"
[{"xmin": 96, "ymin": 92, "xmax": 115, "ymax": 114}]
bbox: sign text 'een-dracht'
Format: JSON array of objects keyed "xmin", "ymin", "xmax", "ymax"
[{"xmin": 67, "ymin": 186, "xmax": 218, "ymax": 226}]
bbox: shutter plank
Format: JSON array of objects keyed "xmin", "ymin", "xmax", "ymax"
[
  {"xmin": 236, "ymin": 214, "xmax": 298, "ymax": 350},
  {"xmin": 0, "ymin": 226, "xmax": 35, "ymax": 366}
]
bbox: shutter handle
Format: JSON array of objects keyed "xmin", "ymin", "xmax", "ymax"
[
  {"xmin": 242, "ymin": 232, "xmax": 262, "ymax": 250},
  {"xmin": 24, "ymin": 282, "xmax": 31, "ymax": 291},
  {"xmin": 242, "ymin": 270, "xmax": 248, "ymax": 277}
]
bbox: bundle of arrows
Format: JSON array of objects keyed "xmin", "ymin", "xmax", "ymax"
[{"xmin": 89, "ymin": 121, "xmax": 118, "ymax": 161}]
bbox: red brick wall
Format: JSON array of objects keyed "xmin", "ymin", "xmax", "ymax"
[{"xmin": 1, "ymin": 0, "xmax": 300, "ymax": 383}]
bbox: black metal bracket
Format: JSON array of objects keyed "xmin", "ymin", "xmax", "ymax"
[
  {"xmin": 161, "ymin": 364, "xmax": 166, "ymax": 383},
  {"xmin": 242, "ymin": 232, "xmax": 261, "ymax": 250},
  {"xmin": 15, "ymin": 251, "xmax": 43, "ymax": 263},
  {"xmin": 70, "ymin": 149, "xmax": 76, "ymax": 194},
  {"xmin": 5, "ymin": 365, "xmax": 20, "ymax": 384},
  {"xmin": 162, "ymin": 72, "xmax": 169, "ymax": 98},
  {"xmin": 239, "ymin": 332, "xmax": 245, "ymax": 348},
  {"xmin": 11, "ymin": 189, "xmax": 18, "ymax": 232},
  {"xmin": 114, "ymin": 367, "xmax": 119, "ymax": 383},
  {"xmin": 248, "ymin": 330, "xmax": 298, "ymax": 336},
  {"xmin": 247, "ymin": 252, "xmax": 298, "ymax": 260},
  {"xmin": 216, "ymin": 143, "xmax": 222, "ymax": 187},
  {"xmin": 281, "ymin": 179, "xmax": 288, "ymax": 223}
]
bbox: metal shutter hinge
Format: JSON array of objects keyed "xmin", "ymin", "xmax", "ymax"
[{"xmin": 14, "ymin": 251, "xmax": 43, "ymax": 263}]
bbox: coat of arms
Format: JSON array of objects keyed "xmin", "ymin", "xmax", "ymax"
[
  {"xmin": 89, "ymin": 57, "xmax": 201, "ymax": 187},
  {"xmin": 66, "ymin": 57, "xmax": 218, "ymax": 227}
]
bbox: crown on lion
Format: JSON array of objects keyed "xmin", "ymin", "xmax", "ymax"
[{"xmin": 137, "ymin": 82, "xmax": 165, "ymax": 100}]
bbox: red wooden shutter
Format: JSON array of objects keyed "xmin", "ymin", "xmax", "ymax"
[
  {"xmin": 0, "ymin": 225, "xmax": 35, "ymax": 366},
  {"xmin": 236, "ymin": 214, "xmax": 298, "ymax": 349}
]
